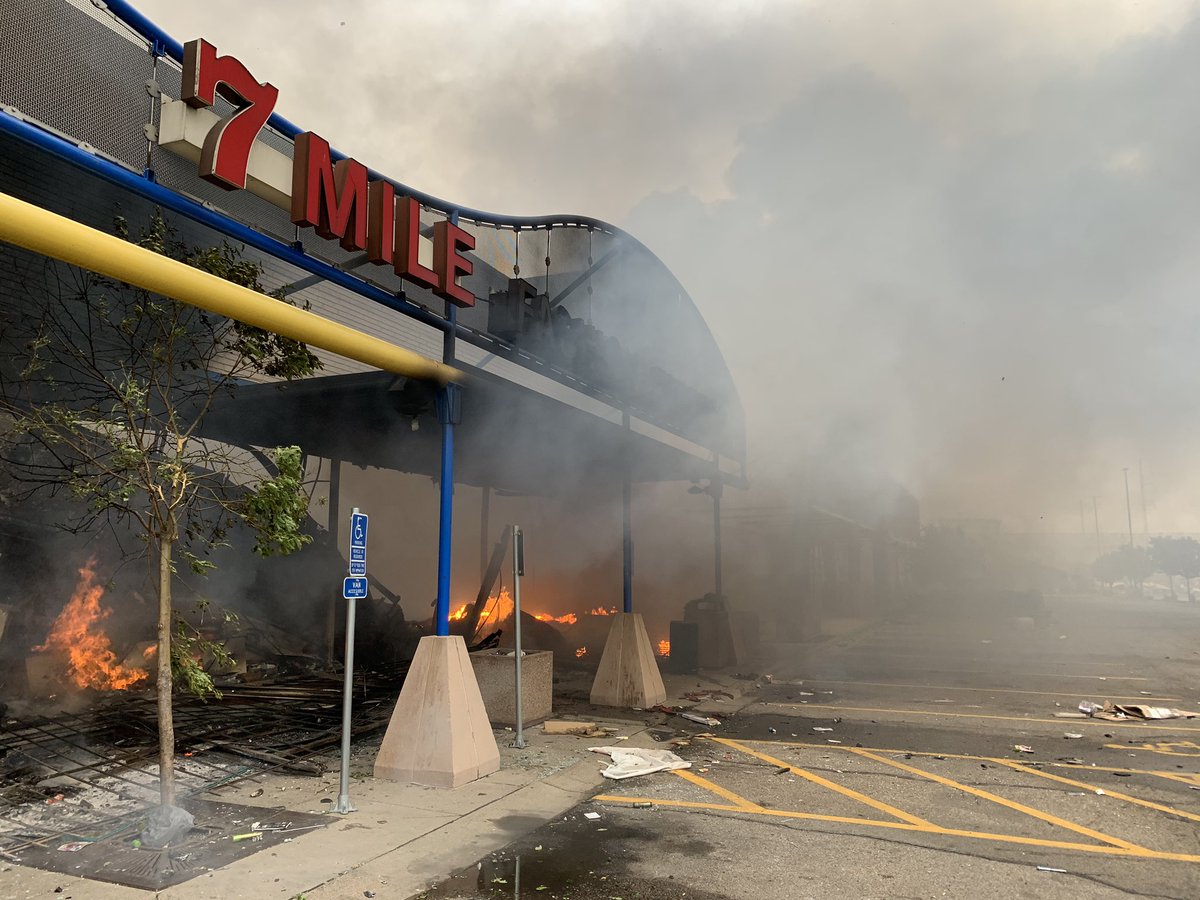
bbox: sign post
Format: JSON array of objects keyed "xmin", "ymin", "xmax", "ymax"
[{"xmin": 333, "ymin": 508, "xmax": 368, "ymax": 814}]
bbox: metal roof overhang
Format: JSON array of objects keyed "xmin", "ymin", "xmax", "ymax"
[{"xmin": 198, "ymin": 368, "xmax": 723, "ymax": 496}]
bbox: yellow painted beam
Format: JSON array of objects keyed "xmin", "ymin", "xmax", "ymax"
[{"xmin": 0, "ymin": 191, "xmax": 460, "ymax": 384}]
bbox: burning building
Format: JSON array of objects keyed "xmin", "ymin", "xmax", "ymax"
[{"xmin": 0, "ymin": 0, "xmax": 746, "ymax": 706}]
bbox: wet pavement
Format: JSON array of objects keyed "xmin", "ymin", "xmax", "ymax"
[{"xmin": 411, "ymin": 592, "xmax": 1200, "ymax": 899}]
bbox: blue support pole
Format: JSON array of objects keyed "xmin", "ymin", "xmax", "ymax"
[
  {"xmin": 435, "ymin": 387, "xmax": 456, "ymax": 636},
  {"xmin": 622, "ymin": 410, "xmax": 633, "ymax": 613},
  {"xmin": 435, "ymin": 233, "xmax": 460, "ymax": 637},
  {"xmin": 622, "ymin": 475, "xmax": 633, "ymax": 614}
]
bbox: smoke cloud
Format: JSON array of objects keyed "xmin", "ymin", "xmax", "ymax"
[{"xmin": 137, "ymin": 0, "xmax": 1200, "ymax": 532}]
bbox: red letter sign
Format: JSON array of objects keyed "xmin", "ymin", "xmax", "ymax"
[
  {"xmin": 291, "ymin": 132, "xmax": 369, "ymax": 251},
  {"xmin": 433, "ymin": 220, "xmax": 476, "ymax": 307},
  {"xmin": 393, "ymin": 196, "xmax": 439, "ymax": 290},
  {"xmin": 181, "ymin": 39, "xmax": 278, "ymax": 191}
]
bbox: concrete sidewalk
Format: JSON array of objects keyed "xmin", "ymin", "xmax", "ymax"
[{"xmin": 0, "ymin": 669, "xmax": 763, "ymax": 900}]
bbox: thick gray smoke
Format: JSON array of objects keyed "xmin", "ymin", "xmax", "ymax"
[{"xmin": 137, "ymin": 0, "xmax": 1200, "ymax": 532}]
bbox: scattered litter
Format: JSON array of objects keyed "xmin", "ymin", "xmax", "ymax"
[
  {"xmin": 1189, "ymin": 786, "xmax": 1200, "ymax": 791},
  {"xmin": 812, "ymin": 727, "xmax": 834, "ymax": 733},
  {"xmin": 1079, "ymin": 701, "xmax": 1195, "ymax": 721},
  {"xmin": 827, "ymin": 739, "xmax": 842, "ymax": 744},
  {"xmin": 583, "ymin": 812, "xmax": 602, "ymax": 820},
  {"xmin": 682, "ymin": 690, "xmax": 734, "ymax": 702},
  {"xmin": 1140, "ymin": 691, "xmax": 1153, "ymax": 696},
  {"xmin": 981, "ymin": 640, "xmax": 992, "ymax": 644},
  {"xmin": 544, "ymin": 720, "xmax": 620, "ymax": 737},
  {"xmin": 1096, "ymin": 789, "xmax": 1106, "ymax": 795},
  {"xmin": 231, "ymin": 832, "xmax": 262, "ymax": 843},
  {"xmin": 56, "ymin": 842, "xmax": 88, "ymax": 852},
  {"xmin": 534, "ymin": 845, "xmax": 543, "ymax": 851},
  {"xmin": 796, "ymin": 691, "xmax": 814, "ymax": 696},
  {"xmin": 1063, "ymin": 733, "xmax": 1084, "ymax": 740},
  {"xmin": 1013, "ymin": 745, "xmax": 1034, "ymax": 754},
  {"xmin": 774, "ymin": 766, "xmax": 791, "ymax": 776},
  {"xmin": 768, "ymin": 728, "xmax": 777, "ymax": 734},
  {"xmin": 249, "ymin": 788, "xmax": 264, "ymax": 798},
  {"xmin": 632, "ymin": 801, "xmax": 653, "ymax": 808},
  {"xmin": 679, "ymin": 712, "xmax": 722, "ymax": 727},
  {"xmin": 364, "ymin": 892, "xmax": 377, "ymax": 898},
  {"xmin": 589, "ymin": 746, "xmax": 691, "ymax": 780},
  {"xmin": 1054, "ymin": 712, "xmax": 1088, "ymax": 718},
  {"xmin": 1036, "ymin": 866, "xmax": 1068, "ymax": 874},
  {"xmin": 1058, "ymin": 757, "xmax": 1084, "ymax": 765},
  {"xmin": 1058, "ymin": 635, "xmax": 1068, "ymax": 640}
]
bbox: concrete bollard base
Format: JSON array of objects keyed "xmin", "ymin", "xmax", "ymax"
[
  {"xmin": 589, "ymin": 612, "xmax": 667, "ymax": 708},
  {"xmin": 373, "ymin": 635, "xmax": 500, "ymax": 788}
]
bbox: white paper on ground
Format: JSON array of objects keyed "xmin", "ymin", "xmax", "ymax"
[{"xmin": 589, "ymin": 746, "xmax": 692, "ymax": 780}]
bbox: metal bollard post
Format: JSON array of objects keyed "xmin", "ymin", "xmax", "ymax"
[{"xmin": 512, "ymin": 525, "xmax": 526, "ymax": 749}]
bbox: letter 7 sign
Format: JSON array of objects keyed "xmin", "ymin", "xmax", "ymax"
[{"xmin": 181, "ymin": 39, "xmax": 279, "ymax": 191}]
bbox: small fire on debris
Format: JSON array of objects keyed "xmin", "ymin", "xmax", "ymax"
[
  {"xmin": 34, "ymin": 558, "xmax": 147, "ymax": 691},
  {"xmin": 658, "ymin": 640, "xmax": 671, "ymax": 657},
  {"xmin": 586, "ymin": 606, "xmax": 617, "ymax": 616},
  {"xmin": 575, "ymin": 646, "xmax": 588, "ymax": 658}
]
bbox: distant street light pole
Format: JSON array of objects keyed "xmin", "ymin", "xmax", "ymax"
[
  {"xmin": 1122, "ymin": 467, "xmax": 1134, "ymax": 547},
  {"xmin": 1138, "ymin": 459, "xmax": 1149, "ymax": 535},
  {"xmin": 1092, "ymin": 496, "xmax": 1101, "ymax": 557}
]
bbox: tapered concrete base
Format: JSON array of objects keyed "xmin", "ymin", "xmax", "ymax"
[
  {"xmin": 374, "ymin": 635, "xmax": 500, "ymax": 788},
  {"xmin": 589, "ymin": 612, "xmax": 667, "ymax": 708}
]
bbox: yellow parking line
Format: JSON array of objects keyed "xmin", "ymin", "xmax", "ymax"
[
  {"xmin": 764, "ymin": 703, "xmax": 1200, "ymax": 731},
  {"xmin": 673, "ymin": 769, "xmax": 764, "ymax": 811},
  {"xmin": 738, "ymin": 738, "xmax": 1200, "ymax": 786},
  {"xmin": 711, "ymin": 737, "xmax": 934, "ymax": 827},
  {"xmin": 590, "ymin": 794, "xmax": 1200, "ymax": 862},
  {"xmin": 846, "ymin": 748, "xmax": 1147, "ymax": 851},
  {"xmin": 797, "ymin": 679, "xmax": 1180, "ymax": 702},
  {"xmin": 994, "ymin": 760, "xmax": 1200, "ymax": 824}
]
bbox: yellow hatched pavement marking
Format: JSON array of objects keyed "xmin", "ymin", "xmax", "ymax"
[
  {"xmin": 991, "ymin": 759, "xmax": 1200, "ymax": 824},
  {"xmin": 762, "ymin": 702, "xmax": 1200, "ymax": 732},
  {"xmin": 710, "ymin": 737, "xmax": 934, "ymax": 827},
  {"xmin": 589, "ymin": 792, "xmax": 1200, "ymax": 862},
  {"xmin": 672, "ymin": 768, "xmax": 765, "ymax": 811},
  {"xmin": 846, "ymin": 747, "xmax": 1147, "ymax": 851},
  {"xmin": 742, "ymin": 738, "xmax": 1200, "ymax": 788}
]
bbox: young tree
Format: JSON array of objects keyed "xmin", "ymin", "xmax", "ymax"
[
  {"xmin": 0, "ymin": 214, "xmax": 321, "ymax": 809},
  {"xmin": 1150, "ymin": 536, "xmax": 1200, "ymax": 601},
  {"xmin": 1093, "ymin": 545, "xmax": 1154, "ymax": 595}
]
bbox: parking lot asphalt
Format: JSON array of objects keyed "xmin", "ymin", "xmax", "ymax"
[{"xmin": 415, "ymin": 592, "xmax": 1200, "ymax": 899}]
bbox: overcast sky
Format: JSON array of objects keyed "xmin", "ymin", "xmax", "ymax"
[{"xmin": 139, "ymin": 0, "xmax": 1200, "ymax": 533}]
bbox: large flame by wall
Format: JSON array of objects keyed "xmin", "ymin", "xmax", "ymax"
[{"xmin": 34, "ymin": 558, "xmax": 147, "ymax": 691}]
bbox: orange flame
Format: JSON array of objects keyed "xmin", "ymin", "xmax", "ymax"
[
  {"xmin": 35, "ymin": 559, "xmax": 147, "ymax": 691},
  {"xmin": 586, "ymin": 607, "xmax": 617, "ymax": 616},
  {"xmin": 575, "ymin": 646, "xmax": 588, "ymax": 658},
  {"xmin": 657, "ymin": 640, "xmax": 671, "ymax": 657},
  {"xmin": 449, "ymin": 604, "xmax": 470, "ymax": 621},
  {"xmin": 533, "ymin": 612, "xmax": 578, "ymax": 625}
]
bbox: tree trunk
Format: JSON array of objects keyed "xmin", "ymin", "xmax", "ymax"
[
  {"xmin": 1188, "ymin": 577, "xmax": 1194, "ymax": 603},
  {"xmin": 156, "ymin": 531, "xmax": 175, "ymax": 808}
]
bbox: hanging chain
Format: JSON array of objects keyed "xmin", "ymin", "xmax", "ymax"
[
  {"xmin": 544, "ymin": 228, "xmax": 552, "ymax": 288},
  {"xmin": 513, "ymin": 228, "xmax": 520, "ymax": 278}
]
